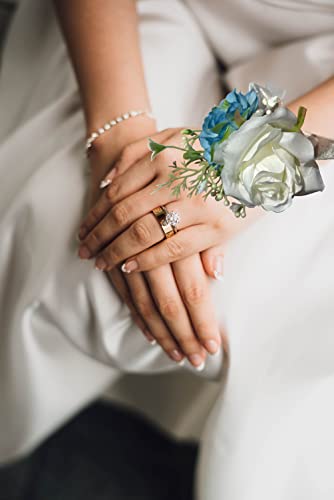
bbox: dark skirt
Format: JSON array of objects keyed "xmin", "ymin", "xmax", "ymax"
[{"xmin": 0, "ymin": 401, "xmax": 197, "ymax": 500}]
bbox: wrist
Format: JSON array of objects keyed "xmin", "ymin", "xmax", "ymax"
[{"xmin": 88, "ymin": 115, "xmax": 157, "ymax": 178}]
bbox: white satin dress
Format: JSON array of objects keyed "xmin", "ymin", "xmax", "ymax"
[{"xmin": 1, "ymin": 1, "xmax": 334, "ymax": 499}]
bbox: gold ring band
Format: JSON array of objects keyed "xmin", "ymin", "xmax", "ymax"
[{"xmin": 152, "ymin": 206, "xmax": 175, "ymax": 239}]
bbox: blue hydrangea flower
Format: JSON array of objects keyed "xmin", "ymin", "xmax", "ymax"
[{"xmin": 199, "ymin": 88, "xmax": 258, "ymax": 163}]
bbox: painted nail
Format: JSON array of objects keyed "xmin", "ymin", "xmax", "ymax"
[
  {"xmin": 99, "ymin": 178, "xmax": 112, "ymax": 189},
  {"xmin": 205, "ymin": 339, "xmax": 220, "ymax": 355},
  {"xmin": 78, "ymin": 245, "xmax": 91, "ymax": 259},
  {"xmin": 188, "ymin": 354, "xmax": 204, "ymax": 369},
  {"xmin": 121, "ymin": 260, "xmax": 138, "ymax": 274},
  {"xmin": 213, "ymin": 256, "xmax": 224, "ymax": 281},
  {"xmin": 170, "ymin": 349, "xmax": 184, "ymax": 362},
  {"xmin": 177, "ymin": 359, "xmax": 186, "ymax": 367},
  {"xmin": 95, "ymin": 257, "xmax": 107, "ymax": 270}
]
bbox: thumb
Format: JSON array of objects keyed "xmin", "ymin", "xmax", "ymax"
[{"xmin": 201, "ymin": 246, "xmax": 224, "ymax": 281}]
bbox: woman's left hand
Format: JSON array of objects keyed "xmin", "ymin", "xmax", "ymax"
[{"xmin": 78, "ymin": 128, "xmax": 249, "ymax": 272}]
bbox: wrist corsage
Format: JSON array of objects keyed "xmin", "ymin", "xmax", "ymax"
[{"xmin": 149, "ymin": 83, "xmax": 333, "ymax": 217}]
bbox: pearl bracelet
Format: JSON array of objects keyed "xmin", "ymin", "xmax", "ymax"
[{"xmin": 85, "ymin": 109, "xmax": 155, "ymax": 156}]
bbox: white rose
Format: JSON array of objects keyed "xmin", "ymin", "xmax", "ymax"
[{"xmin": 213, "ymin": 108, "xmax": 324, "ymax": 213}]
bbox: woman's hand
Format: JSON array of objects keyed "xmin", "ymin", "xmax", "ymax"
[
  {"xmin": 81, "ymin": 127, "xmax": 224, "ymax": 367},
  {"xmin": 110, "ymin": 253, "xmax": 222, "ymax": 369},
  {"xmin": 78, "ymin": 128, "xmax": 256, "ymax": 272}
]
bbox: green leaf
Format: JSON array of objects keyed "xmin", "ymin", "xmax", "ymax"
[
  {"xmin": 148, "ymin": 138, "xmax": 167, "ymax": 160},
  {"xmin": 181, "ymin": 128, "xmax": 198, "ymax": 136},
  {"xmin": 183, "ymin": 148, "xmax": 203, "ymax": 161}
]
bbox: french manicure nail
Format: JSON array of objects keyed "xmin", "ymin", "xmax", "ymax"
[
  {"xmin": 78, "ymin": 245, "xmax": 91, "ymax": 259},
  {"xmin": 143, "ymin": 330, "xmax": 157, "ymax": 345},
  {"xmin": 195, "ymin": 362, "xmax": 205, "ymax": 372},
  {"xmin": 213, "ymin": 256, "xmax": 224, "ymax": 281},
  {"xmin": 121, "ymin": 260, "xmax": 138, "ymax": 274},
  {"xmin": 205, "ymin": 339, "xmax": 220, "ymax": 355},
  {"xmin": 95, "ymin": 257, "xmax": 107, "ymax": 270},
  {"xmin": 188, "ymin": 354, "xmax": 204, "ymax": 369},
  {"xmin": 99, "ymin": 178, "xmax": 112, "ymax": 189},
  {"xmin": 170, "ymin": 349, "xmax": 184, "ymax": 362}
]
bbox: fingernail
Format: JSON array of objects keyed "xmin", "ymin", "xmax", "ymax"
[
  {"xmin": 170, "ymin": 349, "xmax": 184, "ymax": 362},
  {"xmin": 177, "ymin": 359, "xmax": 186, "ymax": 367},
  {"xmin": 143, "ymin": 330, "xmax": 156, "ymax": 345},
  {"xmin": 195, "ymin": 362, "xmax": 205, "ymax": 372},
  {"xmin": 188, "ymin": 354, "xmax": 204, "ymax": 369},
  {"xmin": 205, "ymin": 339, "xmax": 220, "ymax": 355},
  {"xmin": 78, "ymin": 245, "xmax": 91, "ymax": 259},
  {"xmin": 95, "ymin": 257, "xmax": 107, "ymax": 270},
  {"xmin": 213, "ymin": 256, "xmax": 224, "ymax": 281},
  {"xmin": 121, "ymin": 260, "xmax": 138, "ymax": 274},
  {"xmin": 99, "ymin": 178, "xmax": 112, "ymax": 189}
]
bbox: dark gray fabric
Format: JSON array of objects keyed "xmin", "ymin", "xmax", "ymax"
[{"xmin": 0, "ymin": 402, "xmax": 197, "ymax": 500}]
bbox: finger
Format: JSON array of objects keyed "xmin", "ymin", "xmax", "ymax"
[
  {"xmin": 172, "ymin": 254, "xmax": 221, "ymax": 355},
  {"xmin": 121, "ymin": 224, "xmax": 220, "ymax": 273},
  {"xmin": 79, "ymin": 129, "xmax": 177, "ymax": 240},
  {"xmin": 79, "ymin": 159, "xmax": 155, "ymax": 241},
  {"xmin": 106, "ymin": 268, "xmax": 155, "ymax": 344},
  {"xmin": 80, "ymin": 195, "xmax": 199, "ymax": 264},
  {"xmin": 103, "ymin": 128, "xmax": 177, "ymax": 181},
  {"xmin": 78, "ymin": 183, "xmax": 175, "ymax": 260},
  {"xmin": 145, "ymin": 264, "xmax": 207, "ymax": 370},
  {"xmin": 201, "ymin": 245, "xmax": 224, "ymax": 281},
  {"xmin": 124, "ymin": 268, "xmax": 185, "ymax": 364}
]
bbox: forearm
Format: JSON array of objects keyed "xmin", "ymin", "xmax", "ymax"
[
  {"xmin": 53, "ymin": 0, "xmax": 150, "ymax": 132},
  {"xmin": 289, "ymin": 77, "xmax": 334, "ymax": 137}
]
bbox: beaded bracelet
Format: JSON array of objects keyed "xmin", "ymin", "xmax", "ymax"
[{"xmin": 85, "ymin": 109, "xmax": 155, "ymax": 156}]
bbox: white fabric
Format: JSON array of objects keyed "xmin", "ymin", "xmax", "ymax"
[
  {"xmin": 1, "ymin": 0, "xmax": 334, "ymax": 499},
  {"xmin": 0, "ymin": 0, "xmax": 224, "ymax": 462}
]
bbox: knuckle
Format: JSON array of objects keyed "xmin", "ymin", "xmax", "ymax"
[
  {"xmin": 166, "ymin": 239, "xmax": 183, "ymax": 260},
  {"xmin": 182, "ymin": 284, "xmax": 205, "ymax": 307},
  {"xmin": 87, "ymin": 208, "xmax": 99, "ymax": 227},
  {"xmin": 136, "ymin": 299, "xmax": 155, "ymax": 320},
  {"xmin": 104, "ymin": 244, "xmax": 121, "ymax": 265},
  {"xmin": 158, "ymin": 298, "xmax": 180, "ymax": 320},
  {"xmin": 194, "ymin": 321, "xmax": 213, "ymax": 340},
  {"xmin": 131, "ymin": 221, "xmax": 151, "ymax": 245},
  {"xmin": 111, "ymin": 203, "xmax": 129, "ymax": 227},
  {"xmin": 106, "ymin": 183, "xmax": 117, "ymax": 202},
  {"xmin": 88, "ymin": 230, "xmax": 104, "ymax": 246}
]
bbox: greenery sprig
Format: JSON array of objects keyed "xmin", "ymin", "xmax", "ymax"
[{"xmin": 149, "ymin": 129, "xmax": 231, "ymax": 205}]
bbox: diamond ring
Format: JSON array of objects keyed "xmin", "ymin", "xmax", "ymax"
[
  {"xmin": 152, "ymin": 206, "xmax": 181, "ymax": 239},
  {"xmin": 162, "ymin": 208, "xmax": 181, "ymax": 233}
]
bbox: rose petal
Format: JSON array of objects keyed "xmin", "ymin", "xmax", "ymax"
[
  {"xmin": 279, "ymin": 132, "xmax": 315, "ymax": 164},
  {"xmin": 295, "ymin": 160, "xmax": 325, "ymax": 196}
]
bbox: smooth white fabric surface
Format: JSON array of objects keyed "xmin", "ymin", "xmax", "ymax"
[
  {"xmin": 1, "ymin": 0, "xmax": 334, "ymax": 499},
  {"xmin": 0, "ymin": 0, "xmax": 224, "ymax": 463}
]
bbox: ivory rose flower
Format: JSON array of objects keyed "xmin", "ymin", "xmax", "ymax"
[{"xmin": 213, "ymin": 108, "xmax": 325, "ymax": 212}]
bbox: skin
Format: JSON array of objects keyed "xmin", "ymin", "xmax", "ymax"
[
  {"xmin": 53, "ymin": 0, "xmax": 227, "ymax": 368},
  {"xmin": 54, "ymin": 0, "xmax": 334, "ymax": 367}
]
